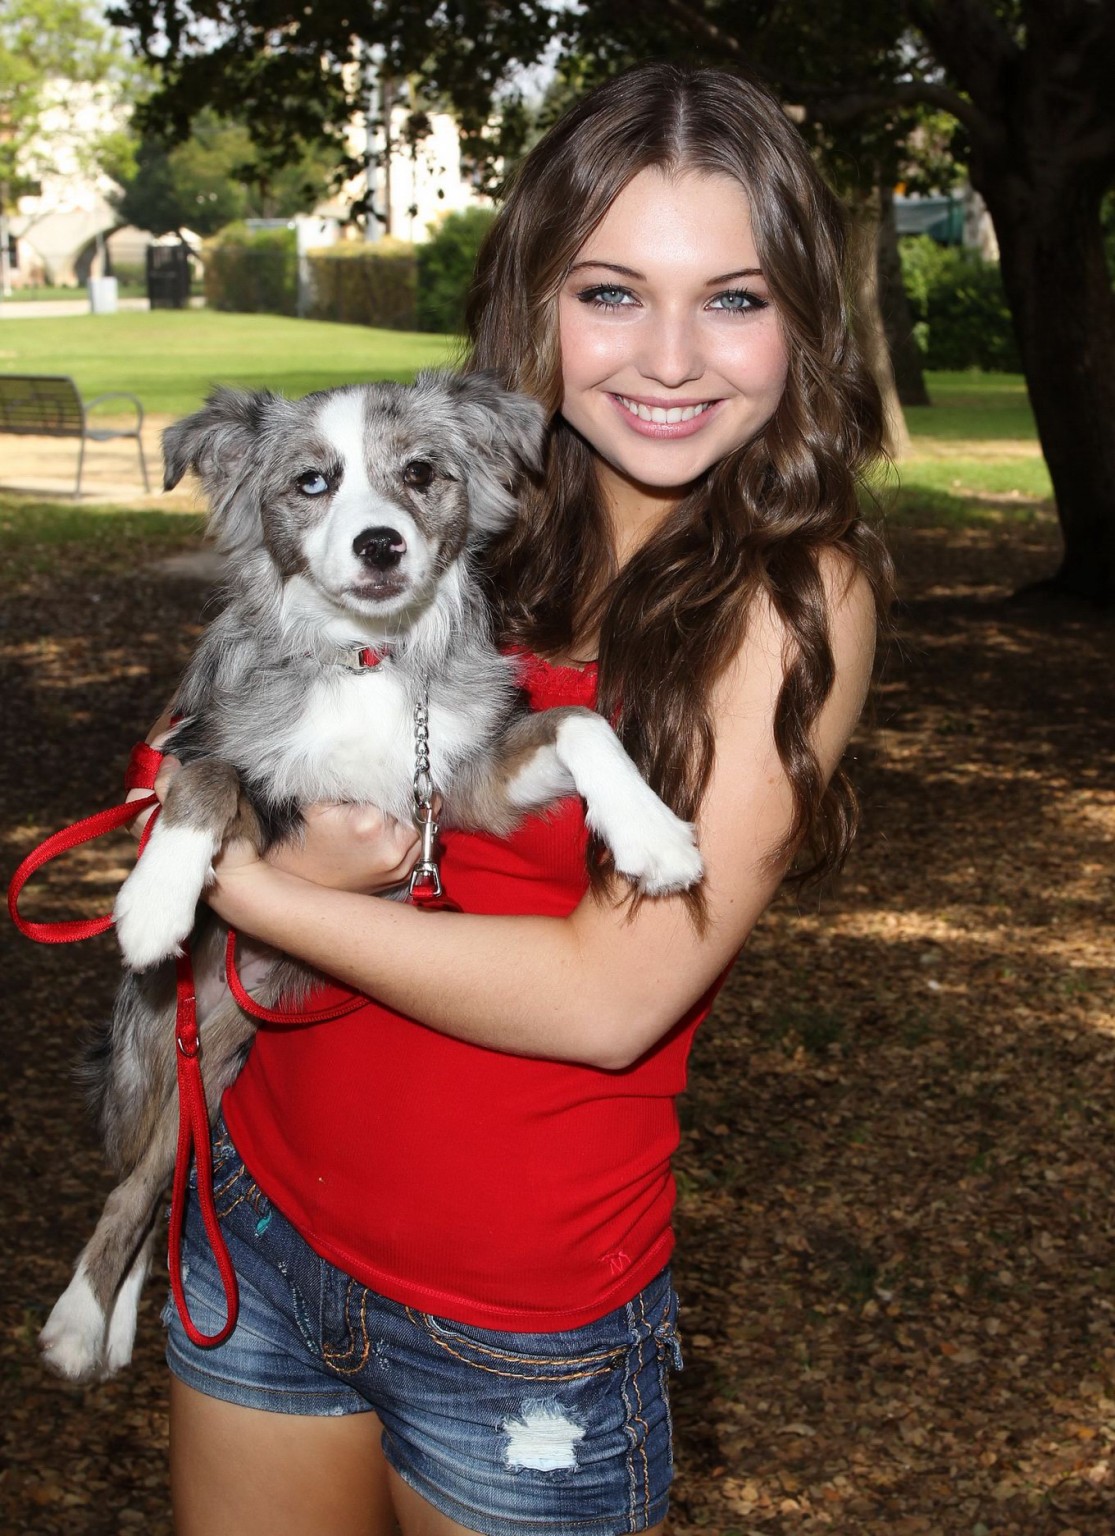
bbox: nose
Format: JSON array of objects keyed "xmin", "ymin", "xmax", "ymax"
[
  {"xmin": 636, "ymin": 312, "xmax": 704, "ymax": 389},
  {"xmin": 353, "ymin": 526, "xmax": 407, "ymax": 570}
]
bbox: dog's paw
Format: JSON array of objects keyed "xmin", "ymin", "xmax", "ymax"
[
  {"xmin": 609, "ymin": 805, "xmax": 704, "ymax": 895},
  {"xmin": 557, "ymin": 713, "xmax": 704, "ymax": 895},
  {"xmin": 39, "ymin": 1271, "xmax": 106, "ymax": 1382},
  {"xmin": 114, "ymin": 826, "xmax": 215, "ymax": 969}
]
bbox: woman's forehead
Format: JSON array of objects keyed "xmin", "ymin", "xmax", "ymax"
[{"xmin": 572, "ymin": 168, "xmax": 759, "ymax": 277}]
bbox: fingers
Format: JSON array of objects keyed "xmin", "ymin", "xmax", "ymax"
[
  {"xmin": 153, "ymin": 754, "xmax": 181, "ymax": 803},
  {"xmin": 267, "ymin": 803, "xmax": 424, "ymax": 892},
  {"xmin": 126, "ymin": 751, "xmax": 181, "ymax": 841}
]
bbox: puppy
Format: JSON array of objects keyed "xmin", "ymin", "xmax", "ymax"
[{"xmin": 39, "ymin": 369, "xmax": 703, "ymax": 1381}]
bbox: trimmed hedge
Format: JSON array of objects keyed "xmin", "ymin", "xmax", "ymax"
[
  {"xmin": 900, "ymin": 236, "xmax": 1022, "ymax": 372},
  {"xmin": 202, "ymin": 212, "xmax": 491, "ymax": 332},
  {"xmin": 204, "ymin": 224, "xmax": 298, "ymax": 316},
  {"xmin": 416, "ymin": 207, "xmax": 496, "ymax": 334},
  {"xmin": 305, "ymin": 239, "xmax": 417, "ymax": 330}
]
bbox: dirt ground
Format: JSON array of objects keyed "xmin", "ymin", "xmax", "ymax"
[{"xmin": 1, "ymin": 501, "xmax": 1112, "ymax": 1535}]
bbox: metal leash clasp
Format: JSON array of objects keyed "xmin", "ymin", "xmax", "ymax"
[{"xmin": 408, "ymin": 798, "xmax": 444, "ymax": 903}]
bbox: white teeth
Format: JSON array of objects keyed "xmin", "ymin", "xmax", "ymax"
[{"xmin": 619, "ymin": 397, "xmax": 711, "ymax": 424}]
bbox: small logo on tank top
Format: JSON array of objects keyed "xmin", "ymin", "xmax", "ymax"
[{"xmin": 604, "ymin": 1250, "xmax": 631, "ymax": 1275}]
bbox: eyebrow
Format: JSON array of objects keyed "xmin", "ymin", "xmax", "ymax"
[{"xmin": 568, "ymin": 260, "xmax": 765, "ymax": 285}]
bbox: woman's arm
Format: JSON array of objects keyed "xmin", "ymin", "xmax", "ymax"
[{"xmin": 207, "ymin": 556, "xmax": 877, "ymax": 1070}]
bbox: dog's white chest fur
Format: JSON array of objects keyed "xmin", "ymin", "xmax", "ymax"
[{"xmin": 268, "ymin": 666, "xmax": 476, "ymax": 821}]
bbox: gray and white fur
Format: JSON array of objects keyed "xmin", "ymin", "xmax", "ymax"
[{"xmin": 39, "ymin": 370, "xmax": 703, "ymax": 1381}]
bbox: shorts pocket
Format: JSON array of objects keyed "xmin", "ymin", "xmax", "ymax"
[{"xmin": 411, "ymin": 1311, "xmax": 627, "ymax": 1383}]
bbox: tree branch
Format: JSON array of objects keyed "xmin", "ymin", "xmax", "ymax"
[
  {"xmin": 806, "ymin": 80, "xmax": 988, "ymax": 142},
  {"xmin": 904, "ymin": 0, "xmax": 1019, "ymax": 105},
  {"xmin": 658, "ymin": 0, "xmax": 744, "ymax": 57}
]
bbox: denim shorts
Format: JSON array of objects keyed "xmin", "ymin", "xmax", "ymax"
[{"xmin": 163, "ymin": 1119, "xmax": 684, "ymax": 1534}]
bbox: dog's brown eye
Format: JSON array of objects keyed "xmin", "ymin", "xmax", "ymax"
[{"xmin": 403, "ymin": 460, "xmax": 435, "ymax": 490}]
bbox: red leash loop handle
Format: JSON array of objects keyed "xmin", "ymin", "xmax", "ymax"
[
  {"xmin": 7, "ymin": 794, "xmax": 160, "ymax": 943},
  {"xmin": 168, "ymin": 952, "xmax": 239, "ymax": 1348},
  {"xmin": 7, "ymin": 737, "xmax": 165, "ymax": 942}
]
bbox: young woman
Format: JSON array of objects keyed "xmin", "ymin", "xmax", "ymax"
[{"xmin": 158, "ymin": 62, "xmax": 890, "ymax": 1536}]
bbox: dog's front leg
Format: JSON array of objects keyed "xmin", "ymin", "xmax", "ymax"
[
  {"xmin": 458, "ymin": 708, "xmax": 703, "ymax": 895},
  {"xmin": 113, "ymin": 758, "xmax": 251, "ymax": 970}
]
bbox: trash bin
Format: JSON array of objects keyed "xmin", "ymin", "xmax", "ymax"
[
  {"xmin": 147, "ymin": 245, "xmax": 191, "ymax": 309},
  {"xmin": 88, "ymin": 276, "xmax": 119, "ymax": 314}
]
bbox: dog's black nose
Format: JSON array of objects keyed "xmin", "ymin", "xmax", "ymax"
[{"xmin": 353, "ymin": 526, "xmax": 407, "ymax": 569}]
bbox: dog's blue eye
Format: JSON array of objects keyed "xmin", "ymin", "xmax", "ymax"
[{"xmin": 297, "ymin": 470, "xmax": 330, "ymax": 496}]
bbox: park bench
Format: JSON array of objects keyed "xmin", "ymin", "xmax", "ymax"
[{"xmin": 0, "ymin": 373, "xmax": 150, "ymax": 496}]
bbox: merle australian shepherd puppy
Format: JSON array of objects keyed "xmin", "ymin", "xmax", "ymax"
[{"xmin": 39, "ymin": 370, "xmax": 703, "ymax": 1381}]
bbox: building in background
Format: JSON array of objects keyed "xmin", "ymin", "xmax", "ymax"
[
  {"xmin": 7, "ymin": 64, "xmax": 484, "ymax": 293},
  {"xmin": 318, "ymin": 67, "xmax": 484, "ymax": 245},
  {"xmin": 894, "ymin": 187, "xmax": 999, "ymax": 261},
  {"xmin": 6, "ymin": 79, "xmax": 126, "ymax": 288}
]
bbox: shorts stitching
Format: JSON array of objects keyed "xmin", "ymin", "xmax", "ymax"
[
  {"xmin": 213, "ymin": 1166, "xmax": 242, "ymax": 1199},
  {"xmin": 410, "ymin": 1309, "xmax": 625, "ymax": 1374},
  {"xmin": 633, "ymin": 1293, "xmax": 651, "ymax": 1529},
  {"xmin": 420, "ymin": 1341, "xmax": 619, "ymax": 1384},
  {"xmin": 621, "ymin": 1303, "xmax": 637, "ymax": 1529},
  {"xmin": 323, "ymin": 1280, "xmax": 373, "ymax": 1375},
  {"xmin": 215, "ymin": 1172, "xmax": 267, "ymax": 1223}
]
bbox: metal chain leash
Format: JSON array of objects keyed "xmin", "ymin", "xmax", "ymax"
[
  {"xmin": 413, "ymin": 686, "xmax": 433, "ymax": 808},
  {"xmin": 408, "ymin": 683, "xmax": 445, "ymax": 903}
]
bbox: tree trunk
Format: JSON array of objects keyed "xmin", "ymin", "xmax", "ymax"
[
  {"xmin": 847, "ymin": 185, "xmax": 913, "ymax": 459},
  {"xmin": 908, "ymin": 0, "xmax": 1115, "ymax": 606},
  {"xmin": 975, "ymin": 169, "xmax": 1115, "ymax": 605},
  {"xmin": 876, "ymin": 184, "xmax": 930, "ymax": 408}
]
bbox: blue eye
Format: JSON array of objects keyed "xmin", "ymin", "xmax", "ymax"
[
  {"xmin": 297, "ymin": 470, "xmax": 330, "ymax": 496},
  {"xmin": 577, "ymin": 285, "xmax": 636, "ymax": 312},
  {"xmin": 708, "ymin": 288, "xmax": 768, "ymax": 314}
]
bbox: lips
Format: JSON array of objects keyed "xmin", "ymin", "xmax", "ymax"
[
  {"xmin": 609, "ymin": 393, "xmax": 724, "ymax": 438},
  {"xmin": 618, "ymin": 396, "xmax": 713, "ymax": 424}
]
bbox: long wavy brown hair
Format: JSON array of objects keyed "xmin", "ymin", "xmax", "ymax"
[{"xmin": 464, "ymin": 63, "xmax": 893, "ymax": 907}]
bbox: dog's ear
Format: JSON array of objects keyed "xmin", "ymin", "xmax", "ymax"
[
  {"xmin": 162, "ymin": 388, "xmax": 278, "ymax": 556},
  {"xmin": 416, "ymin": 370, "xmax": 549, "ymax": 536}
]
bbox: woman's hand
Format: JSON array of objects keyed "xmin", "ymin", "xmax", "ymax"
[
  {"xmin": 207, "ymin": 805, "xmax": 419, "ymax": 927},
  {"xmin": 264, "ymin": 804, "xmax": 422, "ymax": 894},
  {"xmin": 126, "ymin": 715, "xmax": 180, "ymax": 838},
  {"xmin": 129, "ymin": 716, "xmax": 420, "ymax": 895}
]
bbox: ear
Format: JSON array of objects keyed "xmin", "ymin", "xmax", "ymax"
[
  {"xmin": 162, "ymin": 387, "xmax": 278, "ymax": 556},
  {"xmin": 416, "ymin": 369, "xmax": 549, "ymax": 537}
]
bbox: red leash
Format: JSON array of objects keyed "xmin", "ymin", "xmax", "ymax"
[
  {"xmin": 169, "ymin": 951, "xmax": 239, "ymax": 1347},
  {"xmin": 6, "ymin": 742, "xmax": 241, "ymax": 1347},
  {"xmin": 10, "ymin": 735, "xmax": 461, "ymax": 1351},
  {"xmin": 7, "ymin": 791, "xmax": 159, "ymax": 942}
]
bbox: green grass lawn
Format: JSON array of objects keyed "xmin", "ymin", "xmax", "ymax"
[
  {"xmin": 0, "ymin": 314, "xmax": 1053, "ymax": 536},
  {"xmin": 0, "ymin": 310, "xmax": 459, "ymax": 415},
  {"xmin": 0, "ymin": 498, "xmax": 203, "ymax": 579},
  {"xmin": 894, "ymin": 370, "xmax": 1052, "ymax": 525},
  {"xmin": 2, "ymin": 283, "xmax": 148, "ymax": 302}
]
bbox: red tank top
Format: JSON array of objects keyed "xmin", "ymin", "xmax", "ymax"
[{"xmin": 222, "ymin": 653, "xmax": 724, "ymax": 1330}]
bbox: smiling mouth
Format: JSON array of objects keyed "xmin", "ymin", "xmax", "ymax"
[{"xmin": 616, "ymin": 396, "xmax": 715, "ymax": 424}]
